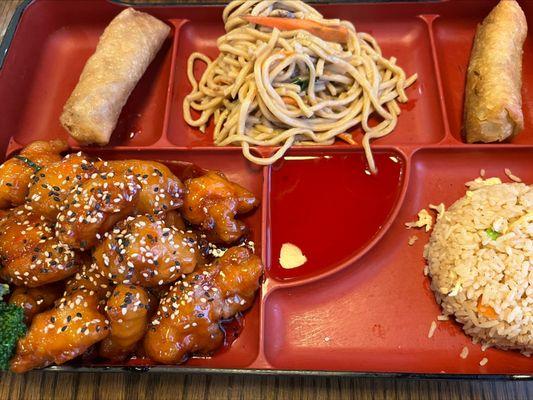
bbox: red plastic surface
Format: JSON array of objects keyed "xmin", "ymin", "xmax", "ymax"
[
  {"xmin": 0, "ymin": 0, "xmax": 532, "ymax": 376},
  {"xmin": 264, "ymin": 148, "xmax": 533, "ymax": 375}
]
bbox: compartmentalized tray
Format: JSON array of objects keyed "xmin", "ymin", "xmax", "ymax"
[{"xmin": 0, "ymin": 0, "xmax": 532, "ymax": 378}]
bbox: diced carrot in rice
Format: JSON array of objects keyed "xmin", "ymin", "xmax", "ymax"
[{"xmin": 477, "ymin": 297, "xmax": 498, "ymax": 319}]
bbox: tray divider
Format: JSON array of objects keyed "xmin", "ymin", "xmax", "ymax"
[
  {"xmin": 257, "ymin": 163, "xmax": 271, "ymax": 365},
  {"xmin": 419, "ymin": 14, "xmax": 457, "ymax": 145},
  {"xmin": 156, "ymin": 18, "xmax": 189, "ymax": 147}
]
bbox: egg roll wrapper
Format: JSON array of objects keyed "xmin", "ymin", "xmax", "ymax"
[
  {"xmin": 60, "ymin": 8, "xmax": 170, "ymax": 145},
  {"xmin": 464, "ymin": 0, "xmax": 527, "ymax": 143}
]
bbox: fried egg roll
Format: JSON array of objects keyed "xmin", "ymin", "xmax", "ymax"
[
  {"xmin": 60, "ymin": 8, "xmax": 170, "ymax": 145},
  {"xmin": 464, "ymin": 0, "xmax": 527, "ymax": 143}
]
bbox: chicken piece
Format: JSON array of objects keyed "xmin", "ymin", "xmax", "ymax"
[
  {"xmin": 55, "ymin": 171, "xmax": 140, "ymax": 250},
  {"xmin": 64, "ymin": 259, "xmax": 111, "ymax": 302},
  {"xmin": 26, "ymin": 152, "xmax": 97, "ymax": 220},
  {"xmin": 8, "ymin": 282, "xmax": 64, "ymax": 323},
  {"xmin": 93, "ymin": 215, "xmax": 200, "ymax": 287},
  {"xmin": 10, "ymin": 290, "xmax": 109, "ymax": 372},
  {"xmin": 97, "ymin": 160, "xmax": 184, "ymax": 214},
  {"xmin": 99, "ymin": 284, "xmax": 151, "ymax": 361},
  {"xmin": 148, "ymin": 284, "xmax": 172, "ymax": 300},
  {"xmin": 144, "ymin": 246, "xmax": 263, "ymax": 364},
  {"xmin": 0, "ymin": 207, "xmax": 81, "ymax": 287},
  {"xmin": 182, "ymin": 171, "xmax": 258, "ymax": 244},
  {"xmin": 163, "ymin": 210, "xmax": 186, "ymax": 230},
  {"xmin": 0, "ymin": 140, "xmax": 68, "ymax": 209}
]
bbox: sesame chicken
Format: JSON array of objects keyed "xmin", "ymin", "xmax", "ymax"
[
  {"xmin": 0, "ymin": 207, "xmax": 81, "ymax": 287},
  {"xmin": 0, "ymin": 140, "xmax": 68, "ymax": 209},
  {"xmin": 182, "ymin": 171, "xmax": 259, "ymax": 244},
  {"xmin": 26, "ymin": 152, "xmax": 97, "ymax": 220},
  {"xmin": 8, "ymin": 282, "xmax": 64, "ymax": 323},
  {"xmin": 2, "ymin": 141, "xmax": 263, "ymax": 372},
  {"xmin": 64, "ymin": 257, "xmax": 111, "ymax": 302},
  {"xmin": 99, "ymin": 284, "xmax": 152, "ymax": 361},
  {"xmin": 96, "ymin": 160, "xmax": 184, "ymax": 215},
  {"xmin": 93, "ymin": 215, "xmax": 200, "ymax": 287},
  {"xmin": 55, "ymin": 172, "xmax": 140, "ymax": 250},
  {"xmin": 143, "ymin": 246, "xmax": 262, "ymax": 364},
  {"xmin": 10, "ymin": 290, "xmax": 109, "ymax": 373},
  {"xmin": 163, "ymin": 209, "xmax": 186, "ymax": 230}
]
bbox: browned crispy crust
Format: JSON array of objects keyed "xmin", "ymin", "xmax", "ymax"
[
  {"xmin": 60, "ymin": 8, "xmax": 170, "ymax": 145},
  {"xmin": 464, "ymin": 0, "xmax": 527, "ymax": 143}
]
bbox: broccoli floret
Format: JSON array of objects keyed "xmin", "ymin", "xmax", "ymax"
[{"xmin": 0, "ymin": 286, "xmax": 27, "ymax": 371}]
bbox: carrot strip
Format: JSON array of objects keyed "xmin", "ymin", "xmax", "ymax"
[
  {"xmin": 242, "ymin": 15, "xmax": 349, "ymax": 43},
  {"xmin": 282, "ymin": 96, "xmax": 298, "ymax": 106},
  {"xmin": 477, "ymin": 297, "xmax": 497, "ymax": 319},
  {"xmin": 338, "ymin": 133, "xmax": 356, "ymax": 145}
]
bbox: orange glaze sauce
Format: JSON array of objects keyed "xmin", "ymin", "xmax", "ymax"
[
  {"xmin": 219, "ymin": 313, "xmax": 244, "ymax": 352},
  {"xmin": 88, "ymin": 315, "xmax": 245, "ymax": 367},
  {"xmin": 269, "ymin": 152, "xmax": 404, "ymax": 280}
]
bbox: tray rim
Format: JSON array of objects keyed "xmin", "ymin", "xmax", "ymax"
[
  {"xmin": 0, "ymin": 0, "xmax": 31, "ymax": 69},
  {"xmin": 0, "ymin": 0, "xmax": 445, "ymax": 70},
  {"xmin": 0, "ymin": 0, "xmax": 531, "ymax": 379},
  {"xmin": 42, "ymin": 365, "xmax": 533, "ymax": 381}
]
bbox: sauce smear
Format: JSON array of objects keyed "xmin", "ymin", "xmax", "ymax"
[
  {"xmin": 219, "ymin": 313, "xmax": 244, "ymax": 352},
  {"xmin": 269, "ymin": 152, "xmax": 404, "ymax": 280}
]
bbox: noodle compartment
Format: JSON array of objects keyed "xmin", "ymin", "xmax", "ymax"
[{"xmin": 183, "ymin": 0, "xmax": 417, "ymax": 172}]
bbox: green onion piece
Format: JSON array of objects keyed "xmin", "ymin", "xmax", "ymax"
[
  {"xmin": 291, "ymin": 77, "xmax": 309, "ymax": 91},
  {"xmin": 485, "ymin": 228, "xmax": 501, "ymax": 240},
  {"xmin": 14, "ymin": 155, "xmax": 41, "ymax": 173}
]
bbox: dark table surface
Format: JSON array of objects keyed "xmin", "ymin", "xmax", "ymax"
[{"xmin": 0, "ymin": 1, "xmax": 531, "ymax": 399}]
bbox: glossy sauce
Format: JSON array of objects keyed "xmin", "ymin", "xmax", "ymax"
[
  {"xmin": 269, "ymin": 152, "xmax": 404, "ymax": 280},
  {"xmin": 89, "ymin": 315, "xmax": 245, "ymax": 367},
  {"xmin": 219, "ymin": 313, "xmax": 244, "ymax": 352}
]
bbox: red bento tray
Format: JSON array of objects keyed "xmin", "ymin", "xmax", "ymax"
[{"xmin": 0, "ymin": 0, "xmax": 532, "ymax": 378}]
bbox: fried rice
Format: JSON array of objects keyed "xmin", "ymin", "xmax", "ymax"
[{"xmin": 424, "ymin": 181, "xmax": 532, "ymax": 354}]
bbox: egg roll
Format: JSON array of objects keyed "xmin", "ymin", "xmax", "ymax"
[
  {"xmin": 464, "ymin": 0, "xmax": 527, "ymax": 143},
  {"xmin": 60, "ymin": 8, "xmax": 170, "ymax": 145}
]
